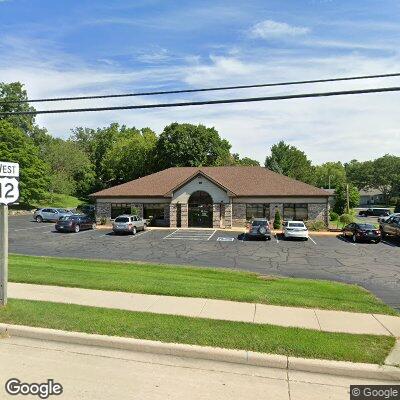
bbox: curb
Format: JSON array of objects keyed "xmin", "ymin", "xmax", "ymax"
[{"xmin": 1, "ymin": 323, "xmax": 399, "ymax": 381}]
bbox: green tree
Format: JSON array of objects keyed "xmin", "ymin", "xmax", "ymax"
[
  {"xmin": 155, "ymin": 123, "xmax": 232, "ymax": 169},
  {"xmin": 265, "ymin": 141, "xmax": 314, "ymax": 183},
  {"xmin": 345, "ymin": 159, "xmax": 374, "ymax": 190},
  {"xmin": 0, "ymin": 120, "xmax": 49, "ymax": 204},
  {"xmin": 273, "ymin": 209, "xmax": 282, "ymax": 229},
  {"xmin": 314, "ymin": 162, "xmax": 346, "ymax": 189},
  {"xmin": 232, "ymin": 153, "xmax": 260, "ymax": 166},
  {"xmin": 0, "ymin": 82, "xmax": 36, "ymax": 135},
  {"xmin": 333, "ymin": 183, "xmax": 360, "ymax": 214},
  {"xmin": 43, "ymin": 139, "xmax": 95, "ymax": 197},
  {"xmin": 102, "ymin": 128, "xmax": 158, "ymax": 185}
]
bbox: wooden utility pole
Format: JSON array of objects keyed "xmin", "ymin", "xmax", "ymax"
[{"xmin": 346, "ymin": 184, "xmax": 350, "ymax": 214}]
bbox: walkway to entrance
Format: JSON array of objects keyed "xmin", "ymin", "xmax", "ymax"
[{"xmin": 163, "ymin": 229, "xmax": 217, "ymax": 241}]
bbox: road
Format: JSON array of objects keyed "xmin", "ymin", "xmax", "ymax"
[
  {"xmin": 8, "ymin": 215, "xmax": 400, "ymax": 311},
  {"xmin": 0, "ymin": 336, "xmax": 393, "ymax": 400}
]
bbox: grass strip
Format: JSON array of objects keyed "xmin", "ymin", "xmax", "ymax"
[
  {"xmin": 9, "ymin": 254, "xmax": 397, "ymax": 315},
  {"xmin": 0, "ymin": 299, "xmax": 395, "ymax": 364}
]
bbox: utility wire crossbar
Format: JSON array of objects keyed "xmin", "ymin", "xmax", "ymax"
[
  {"xmin": 1, "ymin": 86, "xmax": 400, "ymax": 116},
  {"xmin": 1, "ymin": 72, "xmax": 400, "ymax": 105}
]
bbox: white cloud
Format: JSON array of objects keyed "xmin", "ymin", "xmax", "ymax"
[
  {"xmin": 248, "ymin": 20, "xmax": 310, "ymax": 39},
  {"xmin": 1, "ymin": 34, "xmax": 400, "ymax": 165}
]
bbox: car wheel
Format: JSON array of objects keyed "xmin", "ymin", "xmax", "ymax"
[
  {"xmin": 35, "ymin": 215, "xmax": 43, "ymax": 223},
  {"xmin": 143, "ymin": 223, "xmax": 147, "ymax": 231},
  {"xmin": 375, "ymin": 239, "xmax": 381, "ymax": 243},
  {"xmin": 132, "ymin": 227, "xmax": 137, "ymax": 235},
  {"xmin": 92, "ymin": 223, "xmax": 96, "ymax": 230},
  {"xmin": 75, "ymin": 225, "xmax": 80, "ymax": 233},
  {"xmin": 352, "ymin": 234, "xmax": 357, "ymax": 243}
]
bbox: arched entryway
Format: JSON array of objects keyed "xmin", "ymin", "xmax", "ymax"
[{"xmin": 188, "ymin": 191, "xmax": 213, "ymax": 228}]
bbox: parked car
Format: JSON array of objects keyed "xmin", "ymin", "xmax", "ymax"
[
  {"xmin": 112, "ymin": 215, "xmax": 147, "ymax": 235},
  {"xmin": 342, "ymin": 223, "xmax": 381, "ymax": 243},
  {"xmin": 358, "ymin": 208, "xmax": 390, "ymax": 217},
  {"xmin": 378, "ymin": 213, "xmax": 400, "ymax": 224},
  {"xmin": 247, "ymin": 218, "xmax": 271, "ymax": 240},
  {"xmin": 55, "ymin": 214, "xmax": 96, "ymax": 233},
  {"xmin": 283, "ymin": 221, "xmax": 309, "ymax": 240},
  {"xmin": 33, "ymin": 208, "xmax": 73, "ymax": 223},
  {"xmin": 379, "ymin": 215, "xmax": 400, "ymax": 240}
]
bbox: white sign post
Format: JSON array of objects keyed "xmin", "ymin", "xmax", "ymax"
[{"xmin": 0, "ymin": 161, "xmax": 19, "ymax": 306}]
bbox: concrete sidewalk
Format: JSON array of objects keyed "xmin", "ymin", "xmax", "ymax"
[{"xmin": 8, "ymin": 282, "xmax": 400, "ymax": 336}]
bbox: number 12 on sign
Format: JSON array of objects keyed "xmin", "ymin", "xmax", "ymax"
[{"xmin": 0, "ymin": 178, "xmax": 19, "ymax": 205}]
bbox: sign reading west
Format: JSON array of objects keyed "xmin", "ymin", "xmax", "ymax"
[{"xmin": 0, "ymin": 162, "xmax": 20, "ymax": 205}]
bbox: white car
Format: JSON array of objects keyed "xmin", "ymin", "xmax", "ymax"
[{"xmin": 283, "ymin": 221, "xmax": 309, "ymax": 240}]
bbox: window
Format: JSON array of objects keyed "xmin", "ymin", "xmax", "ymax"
[
  {"xmin": 246, "ymin": 204, "xmax": 270, "ymax": 220},
  {"xmin": 283, "ymin": 204, "xmax": 308, "ymax": 221},
  {"xmin": 111, "ymin": 203, "xmax": 131, "ymax": 219},
  {"xmin": 143, "ymin": 204, "xmax": 165, "ymax": 220}
]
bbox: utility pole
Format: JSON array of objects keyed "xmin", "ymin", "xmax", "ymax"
[
  {"xmin": 0, "ymin": 204, "xmax": 8, "ymax": 306},
  {"xmin": 346, "ymin": 184, "xmax": 350, "ymax": 214}
]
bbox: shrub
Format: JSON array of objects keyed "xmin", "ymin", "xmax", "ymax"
[
  {"xmin": 99, "ymin": 216, "xmax": 107, "ymax": 225},
  {"xmin": 273, "ymin": 209, "xmax": 282, "ymax": 229},
  {"xmin": 339, "ymin": 213, "xmax": 354, "ymax": 226},
  {"xmin": 131, "ymin": 206, "xmax": 140, "ymax": 216},
  {"xmin": 306, "ymin": 220, "xmax": 326, "ymax": 231},
  {"xmin": 330, "ymin": 211, "xmax": 339, "ymax": 221}
]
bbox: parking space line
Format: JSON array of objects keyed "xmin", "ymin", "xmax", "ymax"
[
  {"xmin": 207, "ymin": 230, "xmax": 217, "ymax": 241},
  {"xmin": 163, "ymin": 229, "xmax": 180, "ymax": 239},
  {"xmin": 309, "ymin": 237, "xmax": 317, "ymax": 245},
  {"xmin": 132, "ymin": 230, "xmax": 150, "ymax": 239},
  {"xmin": 275, "ymin": 234, "xmax": 279, "ymax": 243}
]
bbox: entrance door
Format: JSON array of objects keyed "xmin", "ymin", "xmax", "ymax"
[{"xmin": 188, "ymin": 191, "xmax": 213, "ymax": 228}]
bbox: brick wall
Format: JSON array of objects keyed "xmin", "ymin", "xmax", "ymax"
[
  {"xmin": 224, "ymin": 203, "xmax": 232, "ymax": 228},
  {"xmin": 169, "ymin": 204, "xmax": 177, "ymax": 228},
  {"xmin": 181, "ymin": 204, "xmax": 188, "ymax": 228},
  {"xmin": 96, "ymin": 202, "xmax": 111, "ymax": 220},
  {"xmin": 308, "ymin": 203, "xmax": 329, "ymax": 225},
  {"xmin": 213, "ymin": 204, "xmax": 221, "ymax": 228}
]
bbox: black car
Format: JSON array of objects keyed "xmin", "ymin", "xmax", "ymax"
[
  {"xmin": 55, "ymin": 214, "xmax": 96, "ymax": 233},
  {"xmin": 358, "ymin": 208, "xmax": 390, "ymax": 217},
  {"xmin": 342, "ymin": 223, "xmax": 381, "ymax": 243},
  {"xmin": 247, "ymin": 218, "xmax": 271, "ymax": 240}
]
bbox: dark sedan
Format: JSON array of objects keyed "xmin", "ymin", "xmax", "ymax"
[
  {"xmin": 55, "ymin": 214, "xmax": 96, "ymax": 233},
  {"xmin": 342, "ymin": 223, "xmax": 381, "ymax": 243},
  {"xmin": 247, "ymin": 218, "xmax": 271, "ymax": 240}
]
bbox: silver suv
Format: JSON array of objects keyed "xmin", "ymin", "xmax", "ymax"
[
  {"xmin": 33, "ymin": 208, "xmax": 73, "ymax": 223},
  {"xmin": 112, "ymin": 215, "xmax": 147, "ymax": 235}
]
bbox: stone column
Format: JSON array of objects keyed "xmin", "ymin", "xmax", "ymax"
[
  {"xmin": 169, "ymin": 204, "xmax": 177, "ymax": 228},
  {"xmin": 224, "ymin": 203, "xmax": 232, "ymax": 228},
  {"xmin": 270, "ymin": 203, "xmax": 283, "ymax": 222},
  {"xmin": 212, "ymin": 203, "xmax": 221, "ymax": 228},
  {"xmin": 96, "ymin": 202, "xmax": 111, "ymax": 221},
  {"xmin": 181, "ymin": 204, "xmax": 188, "ymax": 228}
]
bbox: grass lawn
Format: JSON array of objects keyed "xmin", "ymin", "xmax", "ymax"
[
  {"xmin": 33, "ymin": 193, "xmax": 84, "ymax": 209},
  {"xmin": 0, "ymin": 299, "xmax": 394, "ymax": 364},
  {"xmin": 9, "ymin": 254, "xmax": 397, "ymax": 315}
]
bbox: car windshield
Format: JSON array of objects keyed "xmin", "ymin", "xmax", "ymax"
[
  {"xmin": 57, "ymin": 209, "xmax": 69, "ymax": 213},
  {"xmin": 288, "ymin": 222, "xmax": 305, "ymax": 228},
  {"xmin": 358, "ymin": 224, "xmax": 376, "ymax": 230},
  {"xmin": 252, "ymin": 220, "xmax": 268, "ymax": 226},
  {"xmin": 115, "ymin": 217, "xmax": 129, "ymax": 223}
]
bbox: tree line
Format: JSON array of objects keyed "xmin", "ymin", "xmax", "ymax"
[{"xmin": 1, "ymin": 82, "xmax": 399, "ymax": 213}]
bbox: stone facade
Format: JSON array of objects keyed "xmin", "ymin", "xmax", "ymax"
[
  {"xmin": 308, "ymin": 202, "xmax": 329, "ymax": 225},
  {"xmin": 224, "ymin": 203, "xmax": 232, "ymax": 228},
  {"xmin": 270, "ymin": 203, "xmax": 284, "ymax": 222},
  {"xmin": 212, "ymin": 203, "xmax": 221, "ymax": 228},
  {"xmin": 232, "ymin": 203, "xmax": 246, "ymax": 227},
  {"xmin": 181, "ymin": 204, "xmax": 188, "ymax": 228},
  {"xmin": 96, "ymin": 202, "xmax": 111, "ymax": 220},
  {"xmin": 169, "ymin": 204, "xmax": 177, "ymax": 228}
]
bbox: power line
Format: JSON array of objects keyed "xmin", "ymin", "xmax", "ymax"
[
  {"xmin": 1, "ymin": 86, "xmax": 399, "ymax": 116},
  {"xmin": 1, "ymin": 72, "xmax": 400, "ymax": 105}
]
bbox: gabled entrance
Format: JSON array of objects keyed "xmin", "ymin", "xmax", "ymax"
[{"xmin": 188, "ymin": 191, "xmax": 213, "ymax": 228}]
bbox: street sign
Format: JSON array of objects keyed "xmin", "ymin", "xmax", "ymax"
[
  {"xmin": 0, "ymin": 161, "xmax": 18, "ymax": 306},
  {"xmin": 0, "ymin": 161, "xmax": 19, "ymax": 205}
]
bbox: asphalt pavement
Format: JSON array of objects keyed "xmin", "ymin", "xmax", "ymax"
[{"xmin": 8, "ymin": 215, "xmax": 400, "ymax": 311}]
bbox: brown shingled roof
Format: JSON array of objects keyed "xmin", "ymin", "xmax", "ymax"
[{"xmin": 91, "ymin": 166, "xmax": 330, "ymax": 198}]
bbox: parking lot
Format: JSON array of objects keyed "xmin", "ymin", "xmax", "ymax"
[{"xmin": 8, "ymin": 215, "xmax": 400, "ymax": 311}]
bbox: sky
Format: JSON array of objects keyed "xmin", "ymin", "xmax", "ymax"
[{"xmin": 1, "ymin": 0, "xmax": 400, "ymax": 164}]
